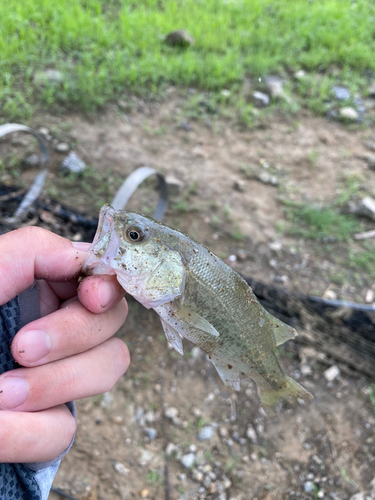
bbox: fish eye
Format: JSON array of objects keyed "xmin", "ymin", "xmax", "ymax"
[{"xmin": 125, "ymin": 225, "xmax": 145, "ymax": 243}]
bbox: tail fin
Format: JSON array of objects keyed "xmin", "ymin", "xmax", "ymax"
[{"xmin": 259, "ymin": 376, "xmax": 313, "ymax": 411}]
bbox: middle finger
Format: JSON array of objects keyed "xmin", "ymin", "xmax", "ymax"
[{"xmin": 11, "ymin": 297, "xmax": 128, "ymax": 367}]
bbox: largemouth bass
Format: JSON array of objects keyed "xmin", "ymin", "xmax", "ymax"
[{"xmin": 83, "ymin": 205, "xmax": 312, "ymax": 409}]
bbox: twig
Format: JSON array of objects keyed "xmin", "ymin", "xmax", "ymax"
[{"xmin": 159, "ymin": 356, "xmax": 171, "ymax": 500}]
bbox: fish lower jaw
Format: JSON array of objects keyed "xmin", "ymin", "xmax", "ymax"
[{"xmin": 83, "ymin": 256, "xmax": 117, "ymax": 276}]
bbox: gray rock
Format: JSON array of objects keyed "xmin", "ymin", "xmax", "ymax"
[
  {"xmin": 144, "ymin": 427, "xmax": 158, "ymax": 440},
  {"xmin": 233, "ymin": 179, "xmax": 246, "ymax": 192},
  {"xmin": 265, "ymin": 76, "xmax": 284, "ymax": 99},
  {"xmin": 269, "ymin": 240, "xmax": 283, "ymax": 252},
  {"xmin": 246, "ymin": 425, "xmax": 257, "ymax": 443},
  {"xmin": 135, "ymin": 407, "xmax": 145, "ymax": 426},
  {"xmin": 363, "ymin": 154, "xmax": 375, "ymax": 169},
  {"xmin": 350, "ymin": 493, "xmax": 365, "ymax": 500},
  {"xmin": 34, "ymin": 69, "xmax": 64, "ymax": 85},
  {"xmin": 55, "ymin": 142, "xmax": 70, "ymax": 153},
  {"xmin": 24, "ymin": 153, "xmax": 40, "ymax": 167},
  {"xmin": 304, "ymin": 481, "xmax": 315, "ymax": 493},
  {"xmin": 113, "ymin": 461, "xmax": 130, "ymax": 475},
  {"xmin": 203, "ymin": 475, "xmax": 211, "ymax": 488},
  {"xmin": 165, "ymin": 175, "xmax": 184, "ymax": 196},
  {"xmin": 252, "ymin": 91, "xmax": 270, "ymax": 108},
  {"xmin": 198, "ymin": 426, "xmax": 214, "ymax": 441},
  {"xmin": 60, "ymin": 151, "xmax": 86, "ymax": 174},
  {"xmin": 340, "ymin": 107, "xmax": 359, "ymax": 121},
  {"xmin": 193, "ymin": 469, "xmax": 204, "ymax": 482},
  {"xmin": 177, "ymin": 121, "xmax": 193, "ymax": 132},
  {"xmin": 180, "ymin": 453, "xmax": 196, "ymax": 468},
  {"xmin": 165, "ymin": 407, "xmax": 179, "ymax": 419},
  {"xmin": 333, "ymin": 86, "xmax": 350, "ymax": 101},
  {"xmin": 165, "ymin": 29, "xmax": 194, "ymax": 47},
  {"xmin": 357, "ymin": 197, "xmax": 375, "ymax": 221},
  {"xmin": 324, "ymin": 365, "xmax": 340, "ymax": 382},
  {"xmin": 365, "ymin": 142, "xmax": 375, "ymax": 152},
  {"xmin": 257, "ymin": 171, "xmax": 279, "ymax": 186},
  {"xmin": 100, "ymin": 391, "xmax": 113, "ymax": 410},
  {"xmin": 38, "ymin": 127, "xmax": 50, "ymax": 137},
  {"xmin": 165, "ymin": 442, "xmax": 178, "ymax": 456},
  {"xmin": 138, "ymin": 449, "xmax": 154, "ymax": 467}
]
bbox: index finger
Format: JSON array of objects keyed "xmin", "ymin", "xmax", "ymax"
[{"xmin": 0, "ymin": 227, "xmax": 87, "ymax": 306}]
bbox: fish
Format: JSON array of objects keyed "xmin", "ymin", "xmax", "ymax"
[{"xmin": 83, "ymin": 204, "xmax": 313, "ymax": 410}]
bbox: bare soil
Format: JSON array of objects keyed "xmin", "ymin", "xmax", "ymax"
[{"xmin": 3, "ymin": 95, "xmax": 375, "ymax": 500}]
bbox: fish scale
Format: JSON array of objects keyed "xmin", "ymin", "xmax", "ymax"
[{"xmin": 84, "ymin": 205, "xmax": 313, "ymax": 411}]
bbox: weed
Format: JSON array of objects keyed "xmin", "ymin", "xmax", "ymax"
[
  {"xmin": 286, "ymin": 203, "xmax": 360, "ymax": 241},
  {"xmin": 2, "ymin": 0, "xmax": 375, "ymax": 119},
  {"xmin": 335, "ymin": 173, "xmax": 364, "ymax": 206},
  {"xmin": 146, "ymin": 470, "xmax": 162, "ymax": 485},
  {"xmin": 348, "ymin": 244, "xmax": 375, "ymax": 275},
  {"xmin": 230, "ymin": 229, "xmax": 245, "ymax": 241}
]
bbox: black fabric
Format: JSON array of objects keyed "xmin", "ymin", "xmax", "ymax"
[{"xmin": 0, "ymin": 297, "xmax": 42, "ymax": 500}]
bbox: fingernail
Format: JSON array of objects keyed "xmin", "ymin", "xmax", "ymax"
[
  {"xmin": 0, "ymin": 377, "xmax": 29, "ymax": 409},
  {"xmin": 72, "ymin": 242, "xmax": 91, "ymax": 252},
  {"xmin": 98, "ymin": 279, "xmax": 118, "ymax": 308},
  {"xmin": 17, "ymin": 330, "xmax": 52, "ymax": 362}
]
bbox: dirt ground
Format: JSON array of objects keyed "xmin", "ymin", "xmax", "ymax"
[{"xmin": 2, "ymin": 93, "xmax": 375, "ymax": 500}]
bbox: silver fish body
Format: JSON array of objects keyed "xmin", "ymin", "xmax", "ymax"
[{"xmin": 84, "ymin": 205, "xmax": 312, "ymax": 409}]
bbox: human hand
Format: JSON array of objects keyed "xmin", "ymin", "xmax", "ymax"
[{"xmin": 0, "ymin": 227, "xmax": 129, "ymax": 464}]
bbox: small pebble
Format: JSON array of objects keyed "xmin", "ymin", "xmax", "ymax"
[
  {"xmin": 340, "ymin": 107, "xmax": 359, "ymax": 121},
  {"xmin": 252, "ymin": 91, "xmax": 270, "ymax": 108},
  {"xmin": 269, "ymin": 240, "xmax": 282, "ymax": 252},
  {"xmin": 324, "ymin": 365, "xmax": 340, "ymax": 382},
  {"xmin": 165, "ymin": 407, "xmax": 179, "ymax": 419},
  {"xmin": 304, "ymin": 481, "xmax": 314, "ymax": 493},
  {"xmin": 113, "ymin": 461, "xmax": 129, "ymax": 475},
  {"xmin": 55, "ymin": 142, "xmax": 70, "ymax": 153},
  {"xmin": 198, "ymin": 426, "xmax": 214, "ymax": 441},
  {"xmin": 180, "ymin": 453, "xmax": 195, "ymax": 468},
  {"xmin": 365, "ymin": 289, "xmax": 374, "ymax": 303},
  {"xmin": 144, "ymin": 427, "xmax": 157, "ymax": 440},
  {"xmin": 246, "ymin": 426, "xmax": 257, "ymax": 443},
  {"xmin": 323, "ymin": 289, "xmax": 337, "ymax": 301},
  {"xmin": 228, "ymin": 255, "xmax": 237, "ymax": 262}
]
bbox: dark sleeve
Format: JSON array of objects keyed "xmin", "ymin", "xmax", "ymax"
[{"xmin": 0, "ymin": 287, "xmax": 76, "ymax": 500}]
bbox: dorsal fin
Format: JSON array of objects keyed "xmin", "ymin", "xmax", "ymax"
[{"xmin": 265, "ymin": 311, "xmax": 298, "ymax": 346}]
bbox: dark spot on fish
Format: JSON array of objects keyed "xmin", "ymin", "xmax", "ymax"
[
  {"xmin": 208, "ymin": 355, "xmax": 211, "ymax": 359},
  {"xmin": 227, "ymin": 364, "xmax": 233, "ymax": 370},
  {"xmin": 221, "ymin": 288, "xmax": 225, "ymax": 292},
  {"xmin": 19, "ymin": 350, "xmax": 25, "ymax": 354}
]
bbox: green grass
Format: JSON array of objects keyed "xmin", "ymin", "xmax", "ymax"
[
  {"xmin": 286, "ymin": 203, "xmax": 361, "ymax": 241},
  {"xmin": 2, "ymin": 0, "xmax": 375, "ymax": 119}
]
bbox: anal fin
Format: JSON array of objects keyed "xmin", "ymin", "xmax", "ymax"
[
  {"xmin": 210, "ymin": 354, "xmax": 240, "ymax": 391},
  {"xmin": 160, "ymin": 318, "xmax": 184, "ymax": 355}
]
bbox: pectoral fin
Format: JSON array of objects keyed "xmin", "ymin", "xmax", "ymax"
[
  {"xmin": 177, "ymin": 305, "xmax": 219, "ymax": 337},
  {"xmin": 210, "ymin": 354, "xmax": 240, "ymax": 391},
  {"xmin": 160, "ymin": 318, "xmax": 184, "ymax": 355}
]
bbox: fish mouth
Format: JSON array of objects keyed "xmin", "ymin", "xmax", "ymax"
[{"xmin": 82, "ymin": 204, "xmax": 120, "ymax": 275}]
